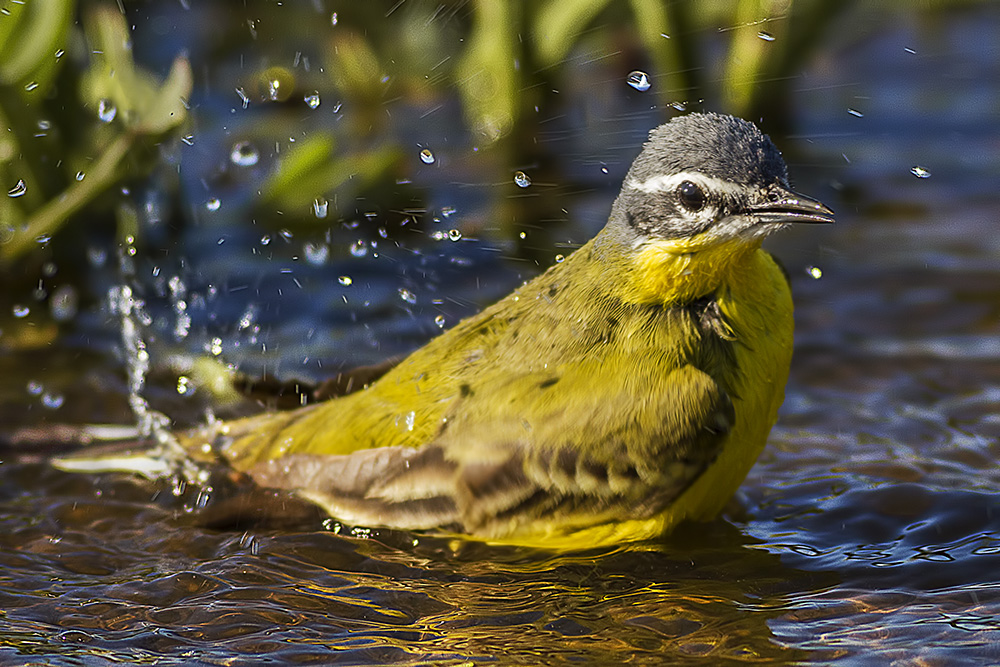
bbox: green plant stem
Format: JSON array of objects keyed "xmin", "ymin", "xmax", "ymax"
[{"xmin": 1, "ymin": 131, "xmax": 133, "ymax": 262}]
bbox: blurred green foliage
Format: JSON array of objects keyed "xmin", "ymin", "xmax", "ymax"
[
  {"xmin": 260, "ymin": 0, "xmax": 853, "ymax": 228},
  {"xmin": 0, "ymin": 2, "xmax": 190, "ymax": 263},
  {"xmin": 305, "ymin": 0, "xmax": 851, "ymax": 143},
  {"xmin": 0, "ymin": 0, "xmax": 857, "ymax": 265}
]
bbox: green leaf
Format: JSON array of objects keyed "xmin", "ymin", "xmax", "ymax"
[
  {"xmin": 534, "ymin": 0, "xmax": 612, "ymax": 67},
  {"xmin": 456, "ymin": 0, "xmax": 519, "ymax": 142},
  {"xmin": 261, "ymin": 133, "xmax": 336, "ymax": 203},
  {"xmin": 81, "ymin": 6, "xmax": 190, "ymax": 134},
  {"xmin": 132, "ymin": 55, "xmax": 192, "ymax": 135},
  {"xmin": 0, "ymin": 0, "xmax": 72, "ymax": 89},
  {"xmin": 262, "ymin": 134, "xmax": 401, "ymax": 213}
]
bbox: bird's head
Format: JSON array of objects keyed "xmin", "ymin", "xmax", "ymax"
[{"xmin": 598, "ymin": 113, "xmax": 834, "ymax": 303}]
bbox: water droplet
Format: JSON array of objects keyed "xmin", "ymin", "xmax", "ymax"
[
  {"xmin": 97, "ymin": 98, "xmax": 117, "ymax": 123},
  {"xmin": 12, "ymin": 304, "xmax": 29, "ymax": 318},
  {"xmin": 26, "ymin": 381, "xmax": 43, "ymax": 396},
  {"xmin": 626, "ymin": 70, "xmax": 651, "ymax": 92},
  {"xmin": 238, "ymin": 305, "xmax": 258, "ymax": 331},
  {"xmin": 230, "ymin": 141, "xmax": 260, "ymax": 167},
  {"xmin": 260, "ymin": 235, "xmax": 271, "ymax": 246},
  {"xmin": 267, "ymin": 78, "xmax": 283, "ymax": 101},
  {"xmin": 349, "ymin": 240, "xmax": 368, "ymax": 257},
  {"xmin": 757, "ymin": 31, "xmax": 775, "ymax": 42},
  {"xmin": 555, "ymin": 254, "xmax": 565, "ymax": 263},
  {"xmin": 75, "ymin": 171, "xmax": 85, "ymax": 182},
  {"xmin": 177, "ymin": 375, "xmax": 191, "ymax": 395},
  {"xmin": 338, "ymin": 275, "xmax": 353, "ymax": 286},
  {"xmin": 304, "ymin": 241, "xmax": 329, "ymax": 265},
  {"xmin": 205, "ymin": 197, "xmax": 221, "ymax": 211},
  {"xmin": 8, "ymin": 179, "xmax": 26, "ymax": 197},
  {"xmin": 313, "ymin": 197, "xmax": 329, "ymax": 218},
  {"xmin": 398, "ymin": 288, "xmax": 417, "ymax": 305},
  {"xmin": 41, "ymin": 392, "xmax": 64, "ymax": 410},
  {"xmin": 910, "ymin": 166, "xmax": 931, "ymax": 179},
  {"xmin": 42, "ymin": 262, "xmax": 56, "ymax": 277},
  {"xmin": 434, "ymin": 315, "xmax": 446, "ymax": 329},
  {"xmin": 847, "ymin": 108, "xmax": 863, "ymax": 118},
  {"xmin": 37, "ymin": 119, "xmax": 51, "ymax": 131},
  {"xmin": 304, "ymin": 91, "xmax": 321, "ymax": 109},
  {"xmin": 208, "ymin": 337, "xmax": 223, "ymax": 356},
  {"xmin": 181, "ymin": 135, "xmax": 195, "ymax": 146},
  {"xmin": 807, "ymin": 266, "xmax": 823, "ymax": 280},
  {"xmin": 518, "ymin": 231, "xmax": 527, "ymax": 239},
  {"xmin": 50, "ymin": 285, "xmax": 79, "ymax": 322},
  {"xmin": 194, "ymin": 486, "xmax": 212, "ymax": 510},
  {"xmin": 419, "ymin": 148, "xmax": 435, "ymax": 164},
  {"xmin": 441, "ymin": 206, "xmax": 457, "ymax": 218},
  {"xmin": 330, "ymin": 12, "xmax": 338, "ymax": 26},
  {"xmin": 24, "ymin": 81, "xmax": 38, "ymax": 92},
  {"xmin": 514, "ymin": 171, "xmax": 531, "ymax": 188},
  {"xmin": 448, "ymin": 229, "xmax": 462, "ymax": 242}
]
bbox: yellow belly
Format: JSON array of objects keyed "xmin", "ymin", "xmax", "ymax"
[{"xmin": 489, "ymin": 249, "xmax": 795, "ymax": 550}]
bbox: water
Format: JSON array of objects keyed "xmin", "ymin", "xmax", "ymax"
[
  {"xmin": 1, "ymin": 3, "xmax": 1000, "ymax": 664},
  {"xmin": 626, "ymin": 70, "xmax": 652, "ymax": 92}
]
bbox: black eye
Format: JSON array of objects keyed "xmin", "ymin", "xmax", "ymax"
[{"xmin": 677, "ymin": 180, "xmax": 706, "ymax": 212}]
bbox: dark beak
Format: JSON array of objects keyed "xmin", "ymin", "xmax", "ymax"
[{"xmin": 749, "ymin": 187, "xmax": 835, "ymax": 225}]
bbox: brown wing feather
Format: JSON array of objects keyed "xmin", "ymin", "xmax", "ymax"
[{"xmin": 234, "ymin": 361, "xmax": 732, "ymax": 539}]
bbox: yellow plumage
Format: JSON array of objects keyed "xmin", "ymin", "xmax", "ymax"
[
  {"xmin": 60, "ymin": 112, "xmax": 832, "ymax": 549},
  {"xmin": 182, "ymin": 226, "xmax": 794, "ymax": 549}
]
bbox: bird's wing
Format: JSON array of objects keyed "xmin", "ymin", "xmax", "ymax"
[
  {"xmin": 244, "ymin": 360, "xmax": 734, "ymax": 538},
  {"xmin": 441, "ymin": 360, "xmax": 734, "ymax": 537}
]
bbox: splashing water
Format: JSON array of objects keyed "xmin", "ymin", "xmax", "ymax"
[
  {"xmin": 105, "ymin": 248, "xmax": 205, "ymax": 484},
  {"xmin": 312, "ymin": 197, "xmax": 329, "ymax": 218},
  {"xmin": 168, "ymin": 275, "xmax": 191, "ymax": 341},
  {"xmin": 230, "ymin": 141, "xmax": 260, "ymax": 167},
  {"xmin": 626, "ymin": 71, "xmax": 651, "ymax": 92},
  {"xmin": 97, "ymin": 98, "xmax": 118, "ymax": 123},
  {"xmin": 109, "ymin": 288, "xmax": 182, "ymax": 467}
]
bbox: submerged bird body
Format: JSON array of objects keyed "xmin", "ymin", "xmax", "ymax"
[
  {"xmin": 90, "ymin": 113, "xmax": 833, "ymax": 548},
  {"xmin": 212, "ymin": 238, "xmax": 791, "ymax": 547}
]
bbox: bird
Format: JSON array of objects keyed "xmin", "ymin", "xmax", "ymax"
[{"xmin": 60, "ymin": 112, "xmax": 834, "ymax": 550}]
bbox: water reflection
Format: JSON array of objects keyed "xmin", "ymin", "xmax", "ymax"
[{"xmin": 0, "ymin": 467, "xmax": 825, "ymax": 662}]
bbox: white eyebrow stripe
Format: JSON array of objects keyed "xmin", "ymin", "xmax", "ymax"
[{"xmin": 626, "ymin": 172, "xmax": 745, "ymax": 196}]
